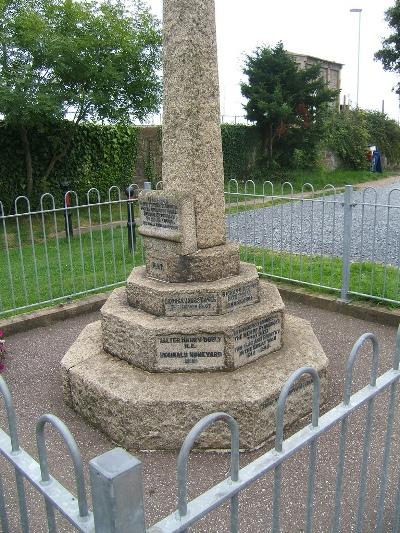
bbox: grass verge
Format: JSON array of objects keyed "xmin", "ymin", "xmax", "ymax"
[{"xmin": 1, "ymin": 234, "xmax": 400, "ymax": 320}]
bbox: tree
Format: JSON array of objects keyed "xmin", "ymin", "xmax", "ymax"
[
  {"xmin": 241, "ymin": 42, "xmax": 338, "ymax": 167},
  {"xmin": 0, "ymin": 0, "xmax": 162, "ymax": 195},
  {"xmin": 375, "ymin": 0, "xmax": 400, "ymax": 94}
]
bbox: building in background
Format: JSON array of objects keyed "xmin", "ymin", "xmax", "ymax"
[{"xmin": 290, "ymin": 53, "xmax": 343, "ymax": 107}]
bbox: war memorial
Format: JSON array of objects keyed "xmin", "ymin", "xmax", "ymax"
[{"xmin": 61, "ymin": 0, "xmax": 328, "ymax": 450}]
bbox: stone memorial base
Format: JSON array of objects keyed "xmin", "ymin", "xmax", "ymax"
[
  {"xmin": 61, "ymin": 315, "xmax": 328, "ymax": 450},
  {"xmin": 102, "ymin": 278, "xmax": 284, "ymax": 372}
]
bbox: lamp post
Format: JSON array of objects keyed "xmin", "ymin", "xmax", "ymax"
[{"xmin": 350, "ymin": 8, "xmax": 362, "ymax": 108}]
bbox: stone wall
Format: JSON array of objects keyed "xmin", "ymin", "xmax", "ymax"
[{"xmin": 321, "ymin": 149, "xmax": 342, "ymax": 171}]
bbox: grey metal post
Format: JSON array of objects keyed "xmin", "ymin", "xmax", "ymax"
[
  {"xmin": 89, "ymin": 448, "xmax": 146, "ymax": 533},
  {"xmin": 340, "ymin": 185, "xmax": 353, "ymax": 302}
]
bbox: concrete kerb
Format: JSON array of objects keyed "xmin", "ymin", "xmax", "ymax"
[
  {"xmin": 0, "ymin": 292, "xmax": 111, "ymax": 336},
  {"xmin": 1, "ymin": 283, "xmax": 399, "ymax": 336},
  {"xmin": 275, "ymin": 283, "xmax": 400, "ymax": 327}
]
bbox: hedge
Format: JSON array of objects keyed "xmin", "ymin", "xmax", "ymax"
[
  {"xmin": 2, "ymin": 110, "xmax": 399, "ymax": 212},
  {"xmin": 0, "ymin": 121, "xmax": 139, "ymax": 213},
  {"xmin": 0, "ymin": 122, "xmax": 263, "ymax": 212}
]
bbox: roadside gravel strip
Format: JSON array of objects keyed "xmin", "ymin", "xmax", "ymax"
[{"xmin": 228, "ymin": 178, "xmax": 400, "ymax": 266}]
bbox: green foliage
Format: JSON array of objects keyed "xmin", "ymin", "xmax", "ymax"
[
  {"xmin": 241, "ymin": 42, "xmax": 338, "ymax": 167},
  {"xmin": 0, "ymin": 0, "xmax": 161, "ymax": 194},
  {"xmin": 375, "ymin": 0, "xmax": 400, "ymax": 94},
  {"xmin": 323, "ymin": 109, "xmax": 400, "ymax": 169},
  {"xmin": 0, "ymin": 0, "xmax": 161, "ymax": 124},
  {"xmin": 1, "ymin": 122, "xmax": 264, "ymax": 209},
  {"xmin": 221, "ymin": 124, "xmax": 261, "ymax": 180},
  {"xmin": 323, "ymin": 109, "xmax": 370, "ymax": 169},
  {"xmin": 364, "ymin": 110, "xmax": 400, "ymax": 165},
  {"xmin": 0, "ymin": 121, "xmax": 138, "ymax": 212}
]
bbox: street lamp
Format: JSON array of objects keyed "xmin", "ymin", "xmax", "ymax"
[{"xmin": 350, "ymin": 8, "xmax": 362, "ymax": 108}]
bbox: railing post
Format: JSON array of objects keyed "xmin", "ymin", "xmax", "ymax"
[
  {"xmin": 61, "ymin": 181, "xmax": 73, "ymax": 239},
  {"xmin": 125, "ymin": 186, "xmax": 137, "ymax": 253},
  {"xmin": 89, "ymin": 448, "xmax": 146, "ymax": 533},
  {"xmin": 340, "ymin": 185, "xmax": 353, "ymax": 302}
]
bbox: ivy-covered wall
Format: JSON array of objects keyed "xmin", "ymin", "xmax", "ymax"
[
  {"xmin": 0, "ymin": 122, "xmax": 262, "ymax": 212},
  {"xmin": 221, "ymin": 124, "xmax": 261, "ymax": 180}
]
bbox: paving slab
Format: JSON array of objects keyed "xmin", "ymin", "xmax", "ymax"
[{"xmin": 1, "ymin": 298, "xmax": 399, "ymax": 532}]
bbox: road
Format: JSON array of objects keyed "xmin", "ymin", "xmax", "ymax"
[{"xmin": 227, "ymin": 177, "xmax": 400, "ymax": 266}]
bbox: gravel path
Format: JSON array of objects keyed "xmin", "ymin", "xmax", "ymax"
[{"xmin": 228, "ymin": 178, "xmax": 400, "ymax": 265}]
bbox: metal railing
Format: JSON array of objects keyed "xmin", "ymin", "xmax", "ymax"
[
  {"xmin": 2, "ymin": 179, "xmax": 400, "ymax": 318},
  {"xmin": 0, "ymin": 185, "xmax": 145, "ymax": 318},
  {"xmin": 226, "ymin": 179, "xmax": 400, "ymax": 306},
  {"xmin": 0, "ymin": 373, "xmax": 145, "ymax": 532},
  {"xmin": 220, "ymin": 115, "xmax": 250, "ymax": 125},
  {"xmin": 1, "ymin": 328, "xmax": 400, "ymax": 531}
]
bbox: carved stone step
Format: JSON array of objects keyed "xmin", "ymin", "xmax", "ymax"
[
  {"xmin": 61, "ymin": 315, "xmax": 328, "ymax": 450},
  {"xmin": 127, "ymin": 262, "xmax": 260, "ymax": 317},
  {"xmin": 101, "ymin": 282, "xmax": 285, "ymax": 372}
]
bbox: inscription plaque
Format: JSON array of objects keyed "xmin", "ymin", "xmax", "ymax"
[
  {"xmin": 139, "ymin": 191, "xmax": 197, "ymax": 254},
  {"xmin": 141, "ymin": 199, "xmax": 179, "ymax": 230},
  {"xmin": 233, "ymin": 314, "xmax": 281, "ymax": 364},
  {"xmin": 221, "ymin": 280, "xmax": 259, "ymax": 313},
  {"xmin": 164, "ymin": 294, "xmax": 218, "ymax": 316},
  {"xmin": 157, "ymin": 333, "xmax": 224, "ymax": 370}
]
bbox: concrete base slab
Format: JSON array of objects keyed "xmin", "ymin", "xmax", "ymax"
[
  {"xmin": 101, "ymin": 282, "xmax": 285, "ymax": 372},
  {"xmin": 61, "ymin": 315, "xmax": 328, "ymax": 450}
]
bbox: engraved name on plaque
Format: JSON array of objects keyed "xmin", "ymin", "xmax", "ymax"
[
  {"xmin": 164, "ymin": 294, "xmax": 218, "ymax": 316},
  {"xmin": 141, "ymin": 199, "xmax": 179, "ymax": 231},
  {"xmin": 233, "ymin": 314, "xmax": 281, "ymax": 364},
  {"xmin": 221, "ymin": 280, "xmax": 259, "ymax": 313},
  {"xmin": 156, "ymin": 333, "xmax": 224, "ymax": 370}
]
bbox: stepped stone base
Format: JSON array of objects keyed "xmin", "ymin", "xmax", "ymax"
[
  {"xmin": 127, "ymin": 263, "xmax": 260, "ymax": 317},
  {"xmin": 101, "ymin": 281, "xmax": 284, "ymax": 372},
  {"xmin": 61, "ymin": 316, "xmax": 328, "ymax": 450}
]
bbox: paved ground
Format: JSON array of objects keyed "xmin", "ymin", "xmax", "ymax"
[
  {"xmin": 1, "ymin": 298, "xmax": 400, "ymax": 532},
  {"xmin": 227, "ymin": 176, "xmax": 400, "ymax": 266}
]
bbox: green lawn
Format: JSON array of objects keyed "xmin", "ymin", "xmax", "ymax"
[
  {"xmin": 0, "ymin": 226, "xmax": 144, "ymax": 317},
  {"xmin": 1, "ymin": 229, "xmax": 400, "ymax": 319},
  {"xmin": 243, "ymin": 246, "xmax": 400, "ymax": 307}
]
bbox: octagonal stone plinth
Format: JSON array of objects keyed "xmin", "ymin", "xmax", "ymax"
[
  {"xmin": 101, "ymin": 282, "xmax": 284, "ymax": 372},
  {"xmin": 61, "ymin": 316, "xmax": 328, "ymax": 450},
  {"xmin": 126, "ymin": 263, "xmax": 260, "ymax": 317}
]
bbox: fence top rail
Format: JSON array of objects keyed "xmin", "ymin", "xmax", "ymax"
[
  {"xmin": 0, "ymin": 376, "xmax": 94, "ymax": 532},
  {"xmin": 0, "ymin": 198, "xmax": 139, "ymax": 219},
  {"xmin": 224, "ymin": 189, "xmax": 400, "ymax": 209},
  {"xmin": 4, "ymin": 182, "xmax": 400, "ymax": 213},
  {"xmin": 149, "ymin": 331, "xmax": 400, "ymax": 532},
  {"xmin": 148, "ymin": 366, "xmax": 400, "ymax": 533},
  {"xmin": 36, "ymin": 413, "xmax": 90, "ymax": 520},
  {"xmin": 224, "ymin": 191, "xmax": 342, "ymax": 204},
  {"xmin": 177, "ymin": 412, "xmax": 239, "ymax": 519}
]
